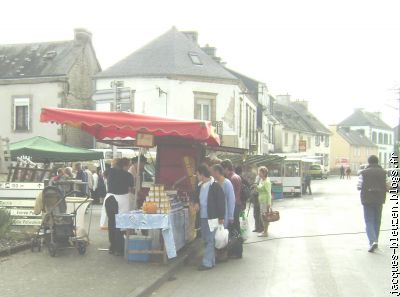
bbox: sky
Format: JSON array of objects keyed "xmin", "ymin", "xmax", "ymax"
[{"xmin": 1, "ymin": 0, "xmax": 399, "ymax": 127}]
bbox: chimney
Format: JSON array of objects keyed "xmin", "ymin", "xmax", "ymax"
[
  {"xmin": 294, "ymin": 100, "xmax": 308, "ymax": 110},
  {"xmin": 74, "ymin": 28, "xmax": 92, "ymax": 45},
  {"xmin": 202, "ymin": 44, "xmax": 216, "ymax": 57},
  {"xmin": 275, "ymin": 94, "xmax": 291, "ymax": 106}
]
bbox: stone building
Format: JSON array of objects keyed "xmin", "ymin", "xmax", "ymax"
[{"xmin": 0, "ymin": 28, "xmax": 101, "ymax": 148}]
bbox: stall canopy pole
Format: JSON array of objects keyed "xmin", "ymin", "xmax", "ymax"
[{"xmin": 134, "ymin": 147, "xmax": 142, "ymax": 209}]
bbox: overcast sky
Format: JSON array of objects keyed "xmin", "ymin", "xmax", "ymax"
[{"xmin": 1, "ymin": 0, "xmax": 399, "ymax": 127}]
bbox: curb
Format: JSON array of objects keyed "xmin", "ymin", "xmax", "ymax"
[
  {"xmin": 0, "ymin": 242, "xmax": 30, "ymax": 258},
  {"xmin": 126, "ymin": 238, "xmax": 203, "ymax": 297}
]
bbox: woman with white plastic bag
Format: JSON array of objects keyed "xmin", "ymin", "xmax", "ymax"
[{"xmin": 194, "ymin": 165, "xmax": 226, "ymax": 271}]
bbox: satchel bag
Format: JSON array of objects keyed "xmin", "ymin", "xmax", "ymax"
[{"xmin": 263, "ymin": 209, "xmax": 280, "ymax": 223}]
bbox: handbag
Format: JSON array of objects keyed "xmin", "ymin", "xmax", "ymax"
[
  {"xmin": 215, "ymin": 224, "xmax": 229, "ymax": 249},
  {"xmin": 262, "ymin": 209, "xmax": 280, "ymax": 222}
]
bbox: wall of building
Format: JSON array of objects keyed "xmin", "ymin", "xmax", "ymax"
[
  {"xmin": 329, "ymin": 128, "xmax": 351, "ymax": 171},
  {"xmin": 95, "ymin": 77, "xmax": 257, "ymax": 149},
  {"xmin": 346, "ymin": 125, "xmax": 394, "ymax": 167},
  {"xmin": 0, "ymin": 82, "xmax": 62, "ymax": 143}
]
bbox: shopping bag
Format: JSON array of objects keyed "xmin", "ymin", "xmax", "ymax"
[
  {"xmin": 239, "ymin": 212, "xmax": 249, "ymax": 241},
  {"xmin": 262, "ymin": 209, "xmax": 280, "ymax": 223},
  {"xmin": 214, "ymin": 224, "xmax": 229, "ymax": 249}
]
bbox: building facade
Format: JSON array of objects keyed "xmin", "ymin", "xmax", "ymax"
[
  {"xmin": 93, "ymin": 28, "xmax": 257, "ymax": 150},
  {"xmin": 0, "ymin": 28, "xmax": 101, "ymax": 148},
  {"xmin": 329, "ymin": 126, "xmax": 378, "ymax": 172},
  {"xmin": 338, "ymin": 109, "xmax": 394, "ymax": 168}
]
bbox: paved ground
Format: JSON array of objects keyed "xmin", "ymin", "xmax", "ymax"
[
  {"xmin": 0, "ymin": 206, "xmax": 183, "ymax": 297},
  {"xmin": 151, "ymin": 177, "xmax": 391, "ymax": 297}
]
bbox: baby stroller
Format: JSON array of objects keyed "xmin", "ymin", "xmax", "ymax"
[{"xmin": 31, "ymin": 186, "xmax": 91, "ymax": 257}]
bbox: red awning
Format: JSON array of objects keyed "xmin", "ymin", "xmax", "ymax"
[{"xmin": 40, "ymin": 108, "xmax": 220, "ymax": 146}]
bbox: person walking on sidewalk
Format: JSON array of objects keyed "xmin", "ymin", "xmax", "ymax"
[
  {"xmin": 346, "ymin": 167, "xmax": 352, "ymax": 179},
  {"xmin": 357, "ymin": 155, "xmax": 387, "ymax": 253},
  {"xmin": 340, "ymin": 165, "xmax": 345, "ymax": 179},
  {"xmin": 194, "ymin": 165, "xmax": 225, "ymax": 271},
  {"xmin": 256, "ymin": 166, "xmax": 272, "ymax": 237}
]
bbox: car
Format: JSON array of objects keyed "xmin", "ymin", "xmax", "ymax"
[
  {"xmin": 357, "ymin": 164, "xmax": 368, "ymax": 176},
  {"xmin": 308, "ymin": 164, "xmax": 328, "ymax": 179}
]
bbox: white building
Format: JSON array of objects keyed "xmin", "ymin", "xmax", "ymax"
[
  {"xmin": 93, "ymin": 28, "xmax": 257, "ymax": 150},
  {"xmin": 338, "ymin": 108, "xmax": 395, "ymax": 167},
  {"xmin": 0, "ymin": 29, "xmax": 101, "ymax": 148},
  {"xmin": 273, "ymin": 95, "xmax": 331, "ymax": 167}
]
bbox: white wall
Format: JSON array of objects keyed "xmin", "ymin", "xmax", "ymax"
[
  {"xmin": 347, "ymin": 125, "xmax": 394, "ymax": 167},
  {"xmin": 95, "ymin": 77, "xmax": 257, "ymax": 149},
  {"xmin": 0, "ymin": 82, "xmax": 62, "ymax": 143}
]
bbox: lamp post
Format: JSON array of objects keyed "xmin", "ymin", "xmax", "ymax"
[{"xmin": 110, "ymin": 80, "xmax": 124, "ymax": 158}]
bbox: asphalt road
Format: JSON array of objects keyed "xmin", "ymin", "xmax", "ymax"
[{"xmin": 151, "ymin": 177, "xmax": 392, "ymax": 297}]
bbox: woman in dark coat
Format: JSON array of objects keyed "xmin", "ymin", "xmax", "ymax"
[{"xmin": 194, "ymin": 165, "xmax": 225, "ymax": 271}]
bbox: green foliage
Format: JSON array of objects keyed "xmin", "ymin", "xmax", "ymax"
[{"xmin": 0, "ymin": 208, "xmax": 12, "ymax": 238}]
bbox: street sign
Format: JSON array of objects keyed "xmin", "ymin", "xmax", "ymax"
[
  {"xmin": 0, "ymin": 182, "xmax": 44, "ymax": 190},
  {"xmin": 12, "ymin": 218, "xmax": 41, "ymax": 226},
  {"xmin": 0, "ymin": 199, "xmax": 35, "ymax": 207}
]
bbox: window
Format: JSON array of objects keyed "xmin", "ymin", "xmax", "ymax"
[
  {"xmin": 372, "ymin": 131, "xmax": 377, "ymax": 143},
  {"xmin": 384, "ymin": 134, "xmax": 388, "ymax": 145},
  {"xmin": 188, "ymin": 52, "xmax": 202, "ymax": 65},
  {"xmin": 315, "ymin": 134, "xmax": 320, "ymax": 146},
  {"xmin": 325, "ymin": 136, "xmax": 329, "ymax": 147},
  {"xmin": 378, "ymin": 133, "xmax": 383, "ymax": 144},
  {"xmin": 194, "ymin": 92, "xmax": 216, "ymax": 121},
  {"xmin": 284, "ymin": 132, "xmax": 289, "ymax": 146},
  {"xmin": 13, "ymin": 97, "xmax": 30, "ymax": 131},
  {"xmin": 292, "ymin": 134, "xmax": 297, "ymax": 147},
  {"xmin": 308, "ymin": 136, "xmax": 312, "ymax": 149},
  {"xmin": 195, "ymin": 99, "xmax": 211, "ymax": 120},
  {"xmin": 390, "ymin": 134, "xmax": 393, "ymax": 145}
]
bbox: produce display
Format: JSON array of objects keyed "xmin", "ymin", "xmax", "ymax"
[{"xmin": 144, "ymin": 184, "xmax": 184, "ymax": 214}]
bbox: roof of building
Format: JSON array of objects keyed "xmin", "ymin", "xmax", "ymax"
[
  {"xmin": 224, "ymin": 68, "xmax": 262, "ymax": 96},
  {"xmin": 96, "ymin": 27, "xmax": 238, "ymax": 81},
  {"xmin": 337, "ymin": 128, "xmax": 377, "ymax": 147},
  {"xmin": 0, "ymin": 40, "xmax": 81, "ymax": 79},
  {"xmin": 273, "ymin": 102, "xmax": 331, "ymax": 135},
  {"xmin": 339, "ymin": 109, "xmax": 392, "ymax": 130}
]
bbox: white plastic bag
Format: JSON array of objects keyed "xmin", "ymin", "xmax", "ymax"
[{"xmin": 214, "ymin": 224, "xmax": 229, "ymax": 249}]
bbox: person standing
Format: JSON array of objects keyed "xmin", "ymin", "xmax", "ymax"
[
  {"xmin": 357, "ymin": 155, "xmax": 387, "ymax": 252},
  {"xmin": 75, "ymin": 163, "xmax": 88, "ymax": 196},
  {"xmin": 221, "ymin": 159, "xmax": 242, "ymax": 234},
  {"xmin": 340, "ymin": 165, "xmax": 345, "ymax": 179},
  {"xmin": 256, "ymin": 166, "xmax": 272, "ymax": 237},
  {"xmin": 346, "ymin": 167, "xmax": 352, "ymax": 179},
  {"xmin": 84, "ymin": 166, "xmax": 94, "ymax": 197},
  {"xmin": 210, "ymin": 164, "xmax": 235, "ymax": 228},
  {"xmin": 304, "ymin": 173, "xmax": 312, "ymax": 195},
  {"xmin": 194, "ymin": 165, "xmax": 225, "ymax": 271},
  {"xmin": 129, "ymin": 155, "xmax": 147, "ymax": 209}
]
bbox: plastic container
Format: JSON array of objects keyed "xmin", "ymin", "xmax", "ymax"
[{"xmin": 126, "ymin": 236, "xmax": 152, "ymax": 262}]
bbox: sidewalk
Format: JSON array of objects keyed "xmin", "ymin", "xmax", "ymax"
[{"xmin": 0, "ymin": 206, "xmax": 196, "ymax": 297}]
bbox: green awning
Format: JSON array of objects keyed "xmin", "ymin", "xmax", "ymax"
[
  {"xmin": 216, "ymin": 154, "xmax": 285, "ymax": 167},
  {"xmin": 10, "ymin": 136, "xmax": 103, "ymax": 162}
]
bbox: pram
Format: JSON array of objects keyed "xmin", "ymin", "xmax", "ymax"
[{"xmin": 31, "ymin": 186, "xmax": 92, "ymax": 257}]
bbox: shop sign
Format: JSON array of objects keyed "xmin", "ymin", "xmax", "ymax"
[{"xmin": 136, "ymin": 133, "xmax": 155, "ymax": 147}]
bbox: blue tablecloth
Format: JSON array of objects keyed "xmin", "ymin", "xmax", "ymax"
[{"xmin": 116, "ymin": 212, "xmax": 177, "ymax": 259}]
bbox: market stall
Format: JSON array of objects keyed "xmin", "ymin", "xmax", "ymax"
[{"xmin": 40, "ymin": 107, "xmax": 220, "ymax": 262}]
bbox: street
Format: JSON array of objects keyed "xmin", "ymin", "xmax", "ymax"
[{"xmin": 152, "ymin": 177, "xmax": 391, "ymax": 297}]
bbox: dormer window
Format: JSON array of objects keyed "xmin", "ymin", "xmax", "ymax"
[{"xmin": 188, "ymin": 52, "xmax": 202, "ymax": 65}]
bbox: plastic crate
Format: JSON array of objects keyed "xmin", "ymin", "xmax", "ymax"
[{"xmin": 126, "ymin": 236, "xmax": 152, "ymax": 262}]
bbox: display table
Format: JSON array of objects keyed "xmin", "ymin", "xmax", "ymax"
[{"xmin": 116, "ymin": 212, "xmax": 179, "ymax": 262}]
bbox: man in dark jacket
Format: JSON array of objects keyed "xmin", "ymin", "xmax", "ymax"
[
  {"xmin": 357, "ymin": 155, "xmax": 387, "ymax": 252},
  {"xmin": 195, "ymin": 165, "xmax": 225, "ymax": 271}
]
